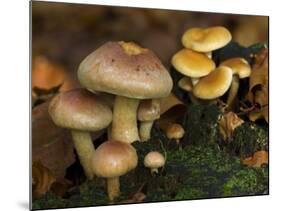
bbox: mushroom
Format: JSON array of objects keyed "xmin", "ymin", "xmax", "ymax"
[
  {"xmin": 144, "ymin": 151, "xmax": 165, "ymax": 174},
  {"xmin": 220, "ymin": 58, "xmax": 251, "ymax": 108},
  {"xmin": 172, "ymin": 48, "xmax": 215, "ymax": 86},
  {"xmin": 48, "ymin": 88, "xmax": 112, "ymax": 180},
  {"xmin": 181, "ymin": 26, "xmax": 232, "ymax": 53},
  {"xmin": 137, "ymin": 99, "xmax": 161, "ymax": 142},
  {"xmin": 193, "ymin": 66, "xmax": 233, "ymax": 100},
  {"xmin": 178, "ymin": 77, "xmax": 193, "ymax": 92},
  {"xmin": 92, "ymin": 140, "xmax": 138, "ymax": 201},
  {"xmin": 166, "ymin": 123, "xmax": 185, "ymax": 145},
  {"xmin": 78, "ymin": 41, "xmax": 173, "ymax": 144}
]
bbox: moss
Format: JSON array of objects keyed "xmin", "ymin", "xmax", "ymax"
[
  {"xmin": 230, "ymin": 123, "xmax": 268, "ymax": 158},
  {"xmin": 182, "ymin": 104, "xmax": 222, "ymax": 146}
]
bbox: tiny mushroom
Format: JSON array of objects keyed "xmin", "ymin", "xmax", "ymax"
[
  {"xmin": 166, "ymin": 123, "xmax": 185, "ymax": 145},
  {"xmin": 144, "ymin": 151, "xmax": 165, "ymax": 174},
  {"xmin": 172, "ymin": 48, "xmax": 215, "ymax": 85},
  {"xmin": 48, "ymin": 88, "xmax": 112, "ymax": 180},
  {"xmin": 220, "ymin": 58, "xmax": 251, "ymax": 108},
  {"xmin": 182, "ymin": 26, "xmax": 232, "ymax": 53},
  {"xmin": 92, "ymin": 140, "xmax": 138, "ymax": 201},
  {"xmin": 193, "ymin": 66, "xmax": 233, "ymax": 100},
  {"xmin": 78, "ymin": 41, "xmax": 173, "ymax": 144},
  {"xmin": 137, "ymin": 99, "xmax": 161, "ymax": 142}
]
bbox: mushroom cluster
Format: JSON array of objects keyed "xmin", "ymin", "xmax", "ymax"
[
  {"xmin": 172, "ymin": 26, "xmax": 251, "ymax": 107},
  {"xmin": 48, "ymin": 41, "xmax": 172, "ymax": 201}
]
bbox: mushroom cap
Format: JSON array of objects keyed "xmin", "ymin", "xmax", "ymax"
[
  {"xmin": 92, "ymin": 140, "xmax": 138, "ymax": 178},
  {"xmin": 172, "ymin": 49, "xmax": 215, "ymax": 78},
  {"xmin": 48, "ymin": 88, "xmax": 112, "ymax": 131},
  {"xmin": 166, "ymin": 123, "xmax": 185, "ymax": 139},
  {"xmin": 144, "ymin": 151, "xmax": 165, "ymax": 169},
  {"xmin": 78, "ymin": 41, "xmax": 173, "ymax": 99},
  {"xmin": 182, "ymin": 26, "xmax": 232, "ymax": 52},
  {"xmin": 137, "ymin": 99, "xmax": 161, "ymax": 121},
  {"xmin": 178, "ymin": 77, "xmax": 193, "ymax": 92},
  {"xmin": 193, "ymin": 66, "xmax": 233, "ymax": 100},
  {"xmin": 220, "ymin": 57, "xmax": 251, "ymax": 78}
]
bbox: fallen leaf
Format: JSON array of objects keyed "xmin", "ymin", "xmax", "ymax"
[
  {"xmin": 120, "ymin": 184, "xmax": 146, "ymax": 203},
  {"xmin": 242, "ymin": 150, "xmax": 268, "ymax": 167},
  {"xmin": 32, "ymin": 101, "xmax": 76, "ymax": 179},
  {"xmin": 159, "ymin": 93, "xmax": 185, "ymax": 115},
  {"xmin": 219, "ymin": 112, "xmax": 244, "ymax": 141},
  {"xmin": 32, "ymin": 161, "xmax": 56, "ymax": 198},
  {"xmin": 249, "ymin": 106, "xmax": 269, "ymax": 123}
]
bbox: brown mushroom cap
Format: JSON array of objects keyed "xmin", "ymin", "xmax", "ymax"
[
  {"xmin": 220, "ymin": 58, "xmax": 251, "ymax": 78},
  {"xmin": 92, "ymin": 140, "xmax": 138, "ymax": 178},
  {"xmin": 48, "ymin": 88, "xmax": 112, "ymax": 131},
  {"xmin": 182, "ymin": 26, "xmax": 232, "ymax": 52},
  {"xmin": 137, "ymin": 99, "xmax": 160, "ymax": 121},
  {"xmin": 193, "ymin": 66, "xmax": 233, "ymax": 99},
  {"xmin": 172, "ymin": 49, "xmax": 215, "ymax": 78},
  {"xmin": 166, "ymin": 123, "xmax": 185, "ymax": 140},
  {"xmin": 144, "ymin": 151, "xmax": 165, "ymax": 169},
  {"xmin": 78, "ymin": 41, "xmax": 173, "ymax": 99}
]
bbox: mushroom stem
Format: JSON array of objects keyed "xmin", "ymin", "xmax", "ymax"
[
  {"xmin": 139, "ymin": 121, "xmax": 154, "ymax": 142},
  {"xmin": 151, "ymin": 168, "xmax": 159, "ymax": 174},
  {"xmin": 112, "ymin": 96, "xmax": 140, "ymax": 143},
  {"xmin": 71, "ymin": 130, "xmax": 95, "ymax": 180},
  {"xmin": 107, "ymin": 177, "xmax": 120, "ymax": 201},
  {"xmin": 226, "ymin": 75, "xmax": 239, "ymax": 109}
]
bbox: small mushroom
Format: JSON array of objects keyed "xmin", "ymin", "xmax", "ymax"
[
  {"xmin": 220, "ymin": 58, "xmax": 251, "ymax": 108},
  {"xmin": 48, "ymin": 88, "xmax": 112, "ymax": 180},
  {"xmin": 144, "ymin": 151, "xmax": 165, "ymax": 174},
  {"xmin": 181, "ymin": 26, "xmax": 232, "ymax": 53},
  {"xmin": 178, "ymin": 77, "xmax": 193, "ymax": 92},
  {"xmin": 166, "ymin": 123, "xmax": 185, "ymax": 145},
  {"xmin": 92, "ymin": 140, "xmax": 138, "ymax": 201},
  {"xmin": 193, "ymin": 66, "xmax": 233, "ymax": 100},
  {"xmin": 78, "ymin": 41, "xmax": 173, "ymax": 144},
  {"xmin": 137, "ymin": 99, "xmax": 161, "ymax": 142}
]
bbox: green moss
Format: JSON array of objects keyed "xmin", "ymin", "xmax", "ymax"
[{"xmin": 231, "ymin": 123, "xmax": 268, "ymax": 158}]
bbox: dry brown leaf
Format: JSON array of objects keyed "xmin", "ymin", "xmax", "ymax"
[
  {"xmin": 159, "ymin": 93, "xmax": 184, "ymax": 115},
  {"xmin": 32, "ymin": 101, "xmax": 76, "ymax": 179},
  {"xmin": 247, "ymin": 48, "xmax": 268, "ymax": 123},
  {"xmin": 219, "ymin": 112, "xmax": 244, "ymax": 141},
  {"xmin": 249, "ymin": 106, "xmax": 269, "ymax": 123},
  {"xmin": 242, "ymin": 150, "xmax": 268, "ymax": 167},
  {"xmin": 32, "ymin": 56, "xmax": 76, "ymax": 91},
  {"xmin": 32, "ymin": 161, "xmax": 56, "ymax": 198}
]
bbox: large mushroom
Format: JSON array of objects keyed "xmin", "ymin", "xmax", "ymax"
[
  {"xmin": 220, "ymin": 58, "xmax": 251, "ymax": 108},
  {"xmin": 48, "ymin": 88, "xmax": 112, "ymax": 179},
  {"xmin": 137, "ymin": 99, "xmax": 161, "ymax": 142},
  {"xmin": 92, "ymin": 140, "xmax": 138, "ymax": 201},
  {"xmin": 78, "ymin": 41, "xmax": 173, "ymax": 144}
]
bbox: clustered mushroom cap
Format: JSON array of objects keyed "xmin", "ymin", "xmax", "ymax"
[
  {"xmin": 144, "ymin": 151, "xmax": 165, "ymax": 169},
  {"xmin": 137, "ymin": 99, "xmax": 161, "ymax": 121},
  {"xmin": 182, "ymin": 26, "xmax": 232, "ymax": 52},
  {"xmin": 171, "ymin": 49, "xmax": 215, "ymax": 78},
  {"xmin": 48, "ymin": 88, "xmax": 112, "ymax": 131},
  {"xmin": 193, "ymin": 66, "xmax": 233, "ymax": 100},
  {"xmin": 166, "ymin": 123, "xmax": 185, "ymax": 139},
  {"xmin": 178, "ymin": 77, "xmax": 193, "ymax": 92},
  {"xmin": 92, "ymin": 140, "xmax": 138, "ymax": 178},
  {"xmin": 78, "ymin": 41, "xmax": 173, "ymax": 99},
  {"xmin": 220, "ymin": 57, "xmax": 251, "ymax": 78}
]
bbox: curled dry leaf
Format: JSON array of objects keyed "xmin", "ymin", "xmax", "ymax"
[
  {"xmin": 156, "ymin": 93, "xmax": 186, "ymax": 131},
  {"xmin": 242, "ymin": 150, "xmax": 268, "ymax": 167},
  {"xmin": 120, "ymin": 184, "xmax": 146, "ymax": 204},
  {"xmin": 32, "ymin": 161, "xmax": 56, "ymax": 198},
  {"xmin": 247, "ymin": 48, "xmax": 268, "ymax": 122},
  {"xmin": 219, "ymin": 112, "xmax": 244, "ymax": 141},
  {"xmin": 32, "ymin": 101, "xmax": 76, "ymax": 179},
  {"xmin": 32, "ymin": 56, "xmax": 76, "ymax": 91}
]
